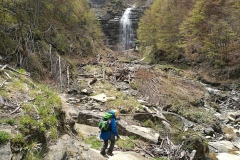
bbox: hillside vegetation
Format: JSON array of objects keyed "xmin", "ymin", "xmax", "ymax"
[
  {"xmin": 138, "ymin": 0, "xmax": 240, "ymax": 82},
  {"xmin": 0, "ymin": 0, "xmax": 104, "ymax": 80},
  {"xmin": 0, "ymin": 68, "xmax": 63, "ymax": 159}
]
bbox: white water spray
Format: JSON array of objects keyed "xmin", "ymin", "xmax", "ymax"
[{"xmin": 120, "ymin": 8, "xmax": 134, "ymax": 50}]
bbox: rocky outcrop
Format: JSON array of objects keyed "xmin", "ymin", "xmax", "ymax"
[
  {"xmin": 77, "ymin": 110, "xmax": 159, "ymax": 143},
  {"xmin": 44, "ymin": 134, "xmax": 105, "ymax": 160},
  {"xmin": 89, "ymin": 1, "xmax": 144, "ymax": 49},
  {"xmin": 0, "ymin": 143, "xmax": 12, "ymax": 160}
]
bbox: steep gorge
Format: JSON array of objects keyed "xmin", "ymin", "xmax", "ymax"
[{"xmin": 0, "ymin": 0, "xmax": 240, "ymax": 160}]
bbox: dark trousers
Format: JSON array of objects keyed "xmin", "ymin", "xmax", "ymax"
[{"xmin": 101, "ymin": 133, "xmax": 115, "ymax": 153}]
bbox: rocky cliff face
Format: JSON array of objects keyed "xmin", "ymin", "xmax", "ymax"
[{"xmin": 88, "ymin": 0, "xmax": 144, "ymax": 50}]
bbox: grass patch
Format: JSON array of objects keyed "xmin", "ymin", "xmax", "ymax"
[
  {"xmin": 0, "ymin": 131, "xmax": 11, "ymax": 144},
  {"xmin": 11, "ymin": 133, "xmax": 24, "ymax": 144},
  {"xmin": 142, "ymin": 119, "xmax": 154, "ymax": 128},
  {"xmin": 116, "ymin": 136, "xmax": 135, "ymax": 150},
  {"xmin": 84, "ymin": 136, "xmax": 102, "ymax": 149}
]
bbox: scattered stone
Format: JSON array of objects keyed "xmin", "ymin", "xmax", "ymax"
[
  {"xmin": 204, "ymin": 127, "xmax": 214, "ymax": 136},
  {"xmin": 116, "ymin": 82, "xmax": 130, "ymax": 90},
  {"xmin": 234, "ymin": 118, "xmax": 240, "ymax": 124},
  {"xmin": 89, "ymin": 93, "xmax": 115, "ymax": 102},
  {"xmin": 236, "ymin": 131, "xmax": 240, "ymax": 137},
  {"xmin": 137, "ymin": 99, "xmax": 148, "ymax": 105},
  {"xmin": 67, "ymin": 89, "xmax": 78, "ymax": 94},
  {"xmin": 81, "ymin": 88, "xmax": 93, "ymax": 95},
  {"xmin": 218, "ymin": 136, "xmax": 224, "ymax": 141},
  {"xmin": 224, "ymin": 134, "xmax": 233, "ymax": 141},
  {"xmin": 228, "ymin": 112, "xmax": 237, "ymax": 121}
]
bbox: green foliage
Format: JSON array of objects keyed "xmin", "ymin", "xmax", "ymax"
[
  {"xmin": 180, "ymin": 0, "xmax": 240, "ymax": 67},
  {"xmin": 142, "ymin": 119, "xmax": 154, "ymax": 128},
  {"xmin": 138, "ymin": 0, "xmax": 240, "ymax": 68},
  {"xmin": 84, "ymin": 136, "xmax": 102, "ymax": 149},
  {"xmin": 116, "ymin": 137, "xmax": 135, "ymax": 149},
  {"xmin": 5, "ymin": 118, "xmax": 15, "ymax": 126},
  {"xmin": 138, "ymin": 0, "xmax": 194, "ymax": 62},
  {"xmin": 130, "ymin": 80, "xmax": 139, "ymax": 90},
  {"xmin": 0, "ymin": 131, "xmax": 11, "ymax": 144},
  {"xmin": 11, "ymin": 133, "xmax": 25, "ymax": 144},
  {"xmin": 0, "ymin": 0, "xmax": 103, "ymax": 78}
]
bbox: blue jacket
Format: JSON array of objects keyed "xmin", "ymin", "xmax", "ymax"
[{"xmin": 100, "ymin": 110, "xmax": 119, "ymax": 140}]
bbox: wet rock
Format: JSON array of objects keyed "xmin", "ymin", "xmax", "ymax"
[
  {"xmin": 0, "ymin": 142, "xmax": 12, "ymax": 160},
  {"xmin": 204, "ymin": 127, "xmax": 214, "ymax": 136}
]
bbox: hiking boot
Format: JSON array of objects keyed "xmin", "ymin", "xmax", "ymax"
[
  {"xmin": 107, "ymin": 152, "xmax": 114, "ymax": 156},
  {"xmin": 100, "ymin": 150, "xmax": 106, "ymax": 156}
]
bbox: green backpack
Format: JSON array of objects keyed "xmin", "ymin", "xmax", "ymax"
[{"xmin": 98, "ymin": 113, "xmax": 113, "ymax": 131}]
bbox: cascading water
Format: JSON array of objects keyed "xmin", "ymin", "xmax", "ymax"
[{"xmin": 120, "ymin": 8, "xmax": 134, "ymax": 51}]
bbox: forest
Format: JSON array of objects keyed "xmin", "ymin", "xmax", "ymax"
[
  {"xmin": 0, "ymin": 0, "xmax": 103, "ymax": 80},
  {"xmin": 138, "ymin": 0, "xmax": 240, "ymax": 81}
]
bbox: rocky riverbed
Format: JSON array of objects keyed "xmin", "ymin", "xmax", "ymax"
[{"xmin": 0, "ymin": 51, "xmax": 239, "ymax": 160}]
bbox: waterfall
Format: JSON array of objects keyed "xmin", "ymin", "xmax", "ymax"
[{"xmin": 120, "ymin": 8, "xmax": 134, "ymax": 51}]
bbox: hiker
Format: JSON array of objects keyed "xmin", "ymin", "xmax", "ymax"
[{"xmin": 99, "ymin": 110, "xmax": 120, "ymax": 156}]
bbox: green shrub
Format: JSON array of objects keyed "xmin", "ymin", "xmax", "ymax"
[
  {"xmin": 5, "ymin": 118, "xmax": 15, "ymax": 126},
  {"xmin": 11, "ymin": 133, "xmax": 24, "ymax": 144},
  {"xmin": 0, "ymin": 131, "xmax": 11, "ymax": 144}
]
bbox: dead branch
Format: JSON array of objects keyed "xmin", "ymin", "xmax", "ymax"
[
  {"xmin": 10, "ymin": 106, "xmax": 21, "ymax": 114},
  {"xmin": 0, "ymin": 65, "xmax": 30, "ymax": 77},
  {"xmin": 87, "ymin": 77, "xmax": 97, "ymax": 88},
  {"xmin": 133, "ymin": 141, "xmax": 155, "ymax": 157},
  {"xmin": 0, "ymin": 80, "xmax": 7, "ymax": 88},
  {"xmin": 190, "ymin": 150, "xmax": 196, "ymax": 160},
  {"xmin": 67, "ymin": 66, "xmax": 70, "ymax": 90},
  {"xmin": 78, "ymin": 74, "xmax": 96, "ymax": 78}
]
